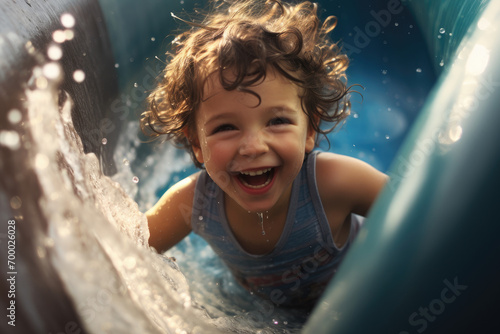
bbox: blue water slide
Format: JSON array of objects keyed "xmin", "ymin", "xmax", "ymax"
[{"xmin": 304, "ymin": 0, "xmax": 500, "ymax": 333}]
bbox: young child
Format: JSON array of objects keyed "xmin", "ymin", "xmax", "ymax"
[{"xmin": 141, "ymin": 0, "xmax": 387, "ymax": 308}]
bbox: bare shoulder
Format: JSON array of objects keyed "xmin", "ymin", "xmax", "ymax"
[
  {"xmin": 315, "ymin": 152, "xmax": 388, "ymax": 216},
  {"xmin": 146, "ymin": 172, "xmax": 201, "ymax": 252}
]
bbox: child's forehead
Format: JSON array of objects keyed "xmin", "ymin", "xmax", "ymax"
[
  {"xmin": 197, "ymin": 68, "xmax": 304, "ymax": 121},
  {"xmin": 201, "ymin": 66, "xmax": 299, "ymax": 100}
]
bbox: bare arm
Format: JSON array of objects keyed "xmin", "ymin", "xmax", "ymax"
[{"xmin": 146, "ymin": 172, "xmax": 199, "ymax": 253}]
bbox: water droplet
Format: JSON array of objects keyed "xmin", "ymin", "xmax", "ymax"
[
  {"xmin": 0, "ymin": 130, "xmax": 21, "ymax": 150},
  {"xmin": 114, "ymin": 63, "xmax": 120, "ymax": 68},
  {"xmin": 439, "ymin": 59, "xmax": 445, "ymax": 67},
  {"xmin": 381, "ymin": 69, "xmax": 387, "ymax": 75},
  {"xmin": 8, "ymin": 109, "xmax": 22, "ymax": 124},
  {"xmin": 198, "ymin": 216, "xmax": 203, "ymax": 221},
  {"xmin": 35, "ymin": 153, "xmax": 50, "ymax": 169},
  {"xmin": 101, "ymin": 138, "xmax": 107, "ymax": 145},
  {"xmin": 257, "ymin": 212, "xmax": 265, "ymax": 235},
  {"xmin": 43, "ymin": 62, "xmax": 61, "ymax": 80},
  {"xmin": 132, "ymin": 176, "xmax": 139, "ymax": 183},
  {"xmin": 385, "ymin": 135, "xmax": 390, "ymax": 140},
  {"xmin": 73, "ymin": 69, "xmax": 85, "ymax": 83},
  {"xmin": 60, "ymin": 13, "xmax": 76, "ymax": 28},
  {"xmin": 283, "ymin": 321, "xmax": 288, "ymax": 325},
  {"xmin": 394, "ymin": 22, "xmax": 399, "ymax": 27},
  {"xmin": 416, "ymin": 68, "xmax": 422, "ymax": 73},
  {"xmin": 439, "ymin": 28, "xmax": 446, "ymax": 34},
  {"xmin": 273, "ymin": 319, "xmax": 279, "ymax": 325},
  {"xmin": 37, "ymin": 246, "xmax": 47, "ymax": 258},
  {"xmin": 47, "ymin": 44, "xmax": 63, "ymax": 60},
  {"xmin": 52, "ymin": 30, "xmax": 66, "ymax": 43},
  {"xmin": 35, "ymin": 77, "xmax": 48, "ymax": 89},
  {"xmin": 133, "ymin": 82, "xmax": 138, "ymax": 88},
  {"xmin": 64, "ymin": 29, "xmax": 74, "ymax": 41},
  {"xmin": 25, "ymin": 40, "xmax": 36, "ymax": 54},
  {"xmin": 151, "ymin": 37, "xmax": 156, "ymax": 42},
  {"xmin": 10, "ymin": 196, "xmax": 22, "ymax": 209}
]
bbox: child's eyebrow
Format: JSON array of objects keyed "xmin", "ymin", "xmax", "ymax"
[
  {"xmin": 204, "ymin": 112, "xmax": 234, "ymax": 127},
  {"xmin": 267, "ymin": 105, "xmax": 299, "ymax": 115}
]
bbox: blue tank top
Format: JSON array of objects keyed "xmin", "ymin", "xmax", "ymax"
[{"xmin": 190, "ymin": 151, "xmax": 361, "ymax": 307}]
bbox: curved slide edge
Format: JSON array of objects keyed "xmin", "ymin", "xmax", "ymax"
[
  {"xmin": 304, "ymin": 1, "xmax": 500, "ymax": 333},
  {"xmin": 403, "ymin": 0, "xmax": 490, "ymax": 74},
  {"xmin": 0, "ymin": 1, "xmax": 117, "ymax": 333}
]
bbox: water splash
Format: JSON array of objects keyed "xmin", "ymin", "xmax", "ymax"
[
  {"xmin": 257, "ymin": 212, "xmax": 265, "ymax": 235},
  {"xmin": 12, "ymin": 33, "xmax": 220, "ymax": 333}
]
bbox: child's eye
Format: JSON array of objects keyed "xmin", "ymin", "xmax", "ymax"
[
  {"xmin": 212, "ymin": 124, "xmax": 236, "ymax": 134},
  {"xmin": 269, "ymin": 117, "xmax": 291, "ymax": 126}
]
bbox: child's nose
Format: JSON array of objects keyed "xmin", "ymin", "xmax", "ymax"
[{"xmin": 238, "ymin": 133, "xmax": 268, "ymax": 158}]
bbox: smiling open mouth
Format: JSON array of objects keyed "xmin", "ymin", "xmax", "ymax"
[{"xmin": 238, "ymin": 168, "xmax": 275, "ymax": 189}]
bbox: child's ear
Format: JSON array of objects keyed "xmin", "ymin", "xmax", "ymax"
[
  {"xmin": 305, "ymin": 118, "xmax": 318, "ymax": 153},
  {"xmin": 183, "ymin": 128, "xmax": 204, "ymax": 164}
]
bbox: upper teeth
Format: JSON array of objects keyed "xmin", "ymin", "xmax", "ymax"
[{"xmin": 240, "ymin": 168, "xmax": 272, "ymax": 176}]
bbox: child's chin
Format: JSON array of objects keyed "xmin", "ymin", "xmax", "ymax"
[{"xmin": 240, "ymin": 202, "xmax": 276, "ymax": 214}]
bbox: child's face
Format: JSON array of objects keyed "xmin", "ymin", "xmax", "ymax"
[{"xmin": 191, "ymin": 69, "xmax": 316, "ymax": 213}]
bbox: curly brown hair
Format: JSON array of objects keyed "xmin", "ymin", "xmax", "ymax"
[{"xmin": 141, "ymin": 0, "xmax": 353, "ymax": 168}]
